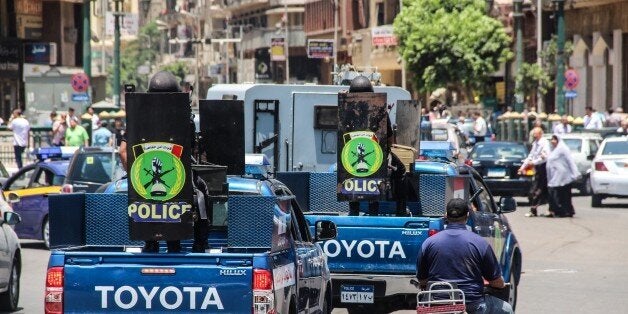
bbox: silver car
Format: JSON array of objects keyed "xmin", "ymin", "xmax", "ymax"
[
  {"xmin": 544, "ymin": 132, "xmax": 602, "ymax": 194},
  {"xmin": 0, "ymin": 192, "xmax": 21, "ymax": 311}
]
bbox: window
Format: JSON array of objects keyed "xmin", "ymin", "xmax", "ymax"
[
  {"xmin": 602, "ymin": 141, "xmax": 628, "ymax": 155},
  {"xmin": 472, "ymin": 177, "xmax": 495, "ymax": 213},
  {"xmin": 589, "ymin": 140, "xmax": 599, "ymax": 156},
  {"xmin": 563, "ymin": 139, "xmax": 582, "ymax": 153},
  {"xmin": 70, "ymin": 153, "xmax": 121, "ymax": 183},
  {"xmin": 7, "ymin": 168, "xmax": 35, "ymax": 190},
  {"xmin": 31, "ymin": 169, "xmax": 54, "ymax": 187},
  {"xmin": 291, "ymin": 199, "xmax": 312, "ymax": 242}
]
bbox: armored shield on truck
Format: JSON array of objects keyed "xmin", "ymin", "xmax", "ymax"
[{"xmin": 125, "ymin": 92, "xmax": 194, "ymax": 241}]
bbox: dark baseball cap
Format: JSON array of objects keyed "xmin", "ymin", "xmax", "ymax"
[{"xmin": 446, "ymin": 198, "xmax": 469, "ymax": 218}]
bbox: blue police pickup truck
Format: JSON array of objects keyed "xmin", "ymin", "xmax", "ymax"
[
  {"xmin": 280, "ymin": 157, "xmax": 522, "ymax": 313},
  {"xmin": 45, "ymin": 177, "xmax": 336, "ymax": 314}
]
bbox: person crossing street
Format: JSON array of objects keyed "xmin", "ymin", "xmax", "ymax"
[{"xmin": 519, "ymin": 127, "xmax": 550, "ymax": 217}]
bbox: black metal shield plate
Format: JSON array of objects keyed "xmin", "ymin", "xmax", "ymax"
[
  {"xmin": 337, "ymin": 92, "xmax": 388, "ymax": 202},
  {"xmin": 125, "ymin": 92, "xmax": 193, "ymax": 241},
  {"xmin": 198, "ymin": 99, "xmax": 245, "ymax": 175}
]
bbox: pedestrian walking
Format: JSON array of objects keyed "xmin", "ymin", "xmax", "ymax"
[
  {"xmin": 7, "ymin": 109, "xmax": 30, "ymax": 169},
  {"xmin": 52, "ymin": 113, "xmax": 67, "ymax": 146},
  {"xmin": 91, "ymin": 121, "xmax": 113, "ymax": 147},
  {"xmin": 546, "ymin": 135, "xmax": 580, "ymax": 217},
  {"xmin": 87, "ymin": 105, "xmax": 99, "ymax": 130},
  {"xmin": 113, "ymin": 119, "xmax": 126, "ymax": 147},
  {"xmin": 65, "ymin": 117, "xmax": 89, "ymax": 147},
  {"xmin": 66, "ymin": 107, "xmax": 76, "ymax": 125},
  {"xmin": 519, "ymin": 127, "xmax": 550, "ymax": 217},
  {"xmin": 472, "ymin": 111, "xmax": 488, "ymax": 143},
  {"xmin": 583, "ymin": 106, "xmax": 603, "ymax": 130},
  {"xmin": 552, "ymin": 115, "xmax": 572, "ymax": 134}
]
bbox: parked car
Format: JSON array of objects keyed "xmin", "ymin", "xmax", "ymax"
[
  {"xmin": 62, "ymin": 147, "xmax": 123, "ymax": 193},
  {"xmin": 465, "ymin": 141, "xmax": 533, "ymax": 200},
  {"xmin": 2, "ymin": 156, "xmax": 69, "ymax": 249},
  {"xmin": 0, "ymin": 191, "xmax": 21, "ymax": 312},
  {"xmin": 590, "ymin": 136, "xmax": 628, "ymax": 207},
  {"xmin": 544, "ymin": 132, "xmax": 602, "ymax": 194}
]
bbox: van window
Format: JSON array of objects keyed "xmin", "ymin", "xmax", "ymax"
[{"xmin": 70, "ymin": 153, "xmax": 121, "ymax": 183}]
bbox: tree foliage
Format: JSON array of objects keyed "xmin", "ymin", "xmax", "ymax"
[
  {"xmin": 515, "ymin": 62, "xmax": 553, "ymax": 98},
  {"xmin": 540, "ymin": 35, "xmax": 574, "ymax": 77},
  {"xmin": 108, "ymin": 21, "xmax": 189, "ymax": 95},
  {"xmin": 393, "ymin": 0, "xmax": 513, "ymax": 94}
]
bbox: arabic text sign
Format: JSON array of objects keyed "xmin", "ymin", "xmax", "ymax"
[
  {"xmin": 307, "ymin": 39, "xmax": 334, "ymax": 59},
  {"xmin": 24, "ymin": 43, "xmax": 52, "ymax": 64},
  {"xmin": 371, "ymin": 26, "xmax": 397, "ymax": 46},
  {"xmin": 271, "ymin": 37, "xmax": 286, "ymax": 61}
]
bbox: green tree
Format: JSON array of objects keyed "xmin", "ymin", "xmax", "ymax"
[
  {"xmin": 107, "ymin": 21, "xmax": 161, "ymax": 94},
  {"xmin": 515, "ymin": 62, "xmax": 553, "ymax": 100},
  {"xmin": 393, "ymin": 0, "xmax": 512, "ymax": 97},
  {"xmin": 158, "ymin": 61, "xmax": 189, "ymax": 83},
  {"xmin": 540, "ymin": 35, "xmax": 574, "ymax": 80}
]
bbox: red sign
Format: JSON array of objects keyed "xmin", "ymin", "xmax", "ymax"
[
  {"xmin": 71, "ymin": 72, "xmax": 90, "ymax": 92},
  {"xmin": 564, "ymin": 69, "xmax": 579, "ymax": 90}
]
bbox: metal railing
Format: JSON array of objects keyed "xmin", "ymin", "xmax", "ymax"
[{"xmin": 0, "ymin": 127, "xmax": 53, "ymax": 171}]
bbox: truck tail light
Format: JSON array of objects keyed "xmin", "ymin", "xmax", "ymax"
[
  {"xmin": 61, "ymin": 184, "xmax": 73, "ymax": 193},
  {"xmin": 464, "ymin": 159, "xmax": 473, "ymax": 167},
  {"xmin": 595, "ymin": 162, "xmax": 608, "ymax": 171},
  {"xmin": 428, "ymin": 229, "xmax": 438, "ymax": 237},
  {"xmin": 252, "ymin": 269, "xmax": 275, "ymax": 314},
  {"xmin": 45, "ymin": 266, "xmax": 64, "ymax": 314}
]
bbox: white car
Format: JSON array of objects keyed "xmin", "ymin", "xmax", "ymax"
[
  {"xmin": 431, "ymin": 121, "xmax": 468, "ymax": 163},
  {"xmin": 0, "ymin": 191, "xmax": 21, "ymax": 311},
  {"xmin": 590, "ymin": 136, "xmax": 628, "ymax": 207},
  {"xmin": 544, "ymin": 133, "xmax": 602, "ymax": 194}
]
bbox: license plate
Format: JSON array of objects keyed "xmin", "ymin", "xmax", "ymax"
[
  {"xmin": 340, "ymin": 285, "xmax": 374, "ymax": 304},
  {"xmin": 487, "ymin": 168, "xmax": 506, "ymax": 177}
]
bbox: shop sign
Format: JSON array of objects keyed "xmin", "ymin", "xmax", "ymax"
[
  {"xmin": 106, "ymin": 12, "xmax": 139, "ymax": 37},
  {"xmin": 24, "ymin": 42, "xmax": 55, "ymax": 64},
  {"xmin": 0, "ymin": 42, "xmax": 21, "ymax": 78},
  {"xmin": 15, "ymin": 0, "xmax": 42, "ymax": 39},
  {"xmin": 271, "ymin": 37, "xmax": 286, "ymax": 61},
  {"xmin": 371, "ymin": 26, "xmax": 397, "ymax": 46},
  {"xmin": 307, "ymin": 39, "xmax": 334, "ymax": 59}
]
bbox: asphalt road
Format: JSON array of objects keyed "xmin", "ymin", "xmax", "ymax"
[{"xmin": 14, "ymin": 195, "xmax": 628, "ymax": 314}]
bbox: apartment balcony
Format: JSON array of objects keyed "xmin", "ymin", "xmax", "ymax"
[
  {"xmin": 220, "ymin": 0, "xmax": 269, "ymax": 12},
  {"xmin": 269, "ymin": 0, "xmax": 306, "ymax": 6},
  {"xmin": 241, "ymin": 26, "xmax": 306, "ymax": 52}
]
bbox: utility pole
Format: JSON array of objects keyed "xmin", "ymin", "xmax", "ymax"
[
  {"xmin": 553, "ymin": 0, "xmax": 566, "ymax": 116},
  {"xmin": 113, "ymin": 0, "xmax": 122, "ymax": 107},
  {"xmin": 284, "ymin": 3, "xmax": 289, "ymax": 84},
  {"xmin": 399, "ymin": 0, "xmax": 406, "ymax": 89},
  {"xmin": 513, "ymin": 0, "xmax": 524, "ymax": 112},
  {"xmin": 333, "ymin": 0, "xmax": 338, "ymax": 74},
  {"xmin": 536, "ymin": 0, "xmax": 544, "ymax": 112},
  {"xmin": 83, "ymin": 0, "xmax": 91, "ymax": 80}
]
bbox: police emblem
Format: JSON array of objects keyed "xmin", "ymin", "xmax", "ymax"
[
  {"xmin": 340, "ymin": 131, "xmax": 384, "ymax": 177},
  {"xmin": 130, "ymin": 142, "xmax": 186, "ymax": 201}
]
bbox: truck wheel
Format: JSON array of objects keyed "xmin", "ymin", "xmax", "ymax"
[
  {"xmin": 43, "ymin": 217, "xmax": 50, "ymax": 250},
  {"xmin": 591, "ymin": 194, "xmax": 602, "ymax": 207},
  {"xmin": 0, "ymin": 257, "xmax": 20, "ymax": 311}
]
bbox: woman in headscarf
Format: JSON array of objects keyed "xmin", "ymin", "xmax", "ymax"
[{"xmin": 546, "ymin": 134, "xmax": 580, "ymax": 217}]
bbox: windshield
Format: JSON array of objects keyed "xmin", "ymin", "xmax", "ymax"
[
  {"xmin": 69, "ymin": 153, "xmax": 123, "ymax": 183},
  {"xmin": 471, "ymin": 144, "xmax": 528, "ymax": 159},
  {"xmin": 562, "ymin": 138, "xmax": 582, "ymax": 153},
  {"xmin": 602, "ymin": 141, "xmax": 628, "ymax": 155}
]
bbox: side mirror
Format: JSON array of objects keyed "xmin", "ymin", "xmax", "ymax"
[
  {"xmin": 7, "ymin": 193, "xmax": 19, "ymax": 204},
  {"xmin": 499, "ymin": 196, "xmax": 517, "ymax": 213},
  {"xmin": 3, "ymin": 211, "xmax": 21, "ymax": 226},
  {"xmin": 315, "ymin": 220, "xmax": 337, "ymax": 241}
]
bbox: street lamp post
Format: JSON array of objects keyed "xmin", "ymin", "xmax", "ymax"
[
  {"xmin": 553, "ymin": 0, "xmax": 566, "ymax": 116},
  {"xmin": 513, "ymin": 0, "xmax": 524, "ymax": 112},
  {"xmin": 113, "ymin": 0, "xmax": 123, "ymax": 107}
]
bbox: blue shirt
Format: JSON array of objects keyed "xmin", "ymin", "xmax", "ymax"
[
  {"xmin": 417, "ymin": 223, "xmax": 501, "ymax": 306},
  {"xmin": 92, "ymin": 127, "xmax": 112, "ymax": 147}
]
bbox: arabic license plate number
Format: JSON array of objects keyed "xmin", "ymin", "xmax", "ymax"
[
  {"xmin": 487, "ymin": 168, "xmax": 506, "ymax": 177},
  {"xmin": 340, "ymin": 285, "xmax": 374, "ymax": 304}
]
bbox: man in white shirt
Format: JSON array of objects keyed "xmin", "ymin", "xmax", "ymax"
[
  {"xmin": 519, "ymin": 127, "xmax": 550, "ymax": 217},
  {"xmin": 552, "ymin": 115, "xmax": 572, "ymax": 134},
  {"xmin": 583, "ymin": 106, "xmax": 603, "ymax": 129},
  {"xmin": 87, "ymin": 106, "xmax": 99, "ymax": 130},
  {"xmin": 7, "ymin": 109, "xmax": 30, "ymax": 169},
  {"xmin": 472, "ymin": 111, "xmax": 488, "ymax": 143}
]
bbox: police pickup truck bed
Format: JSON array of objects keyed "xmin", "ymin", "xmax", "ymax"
[
  {"xmin": 281, "ymin": 161, "xmax": 522, "ymax": 313},
  {"xmin": 45, "ymin": 177, "xmax": 336, "ymax": 314}
]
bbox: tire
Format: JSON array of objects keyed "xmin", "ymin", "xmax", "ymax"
[
  {"xmin": 591, "ymin": 194, "xmax": 602, "ymax": 207},
  {"xmin": 322, "ymin": 289, "xmax": 332, "ymax": 314},
  {"xmin": 0, "ymin": 257, "xmax": 20, "ymax": 311},
  {"xmin": 43, "ymin": 217, "xmax": 50, "ymax": 250},
  {"xmin": 507, "ymin": 268, "xmax": 518, "ymax": 311}
]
